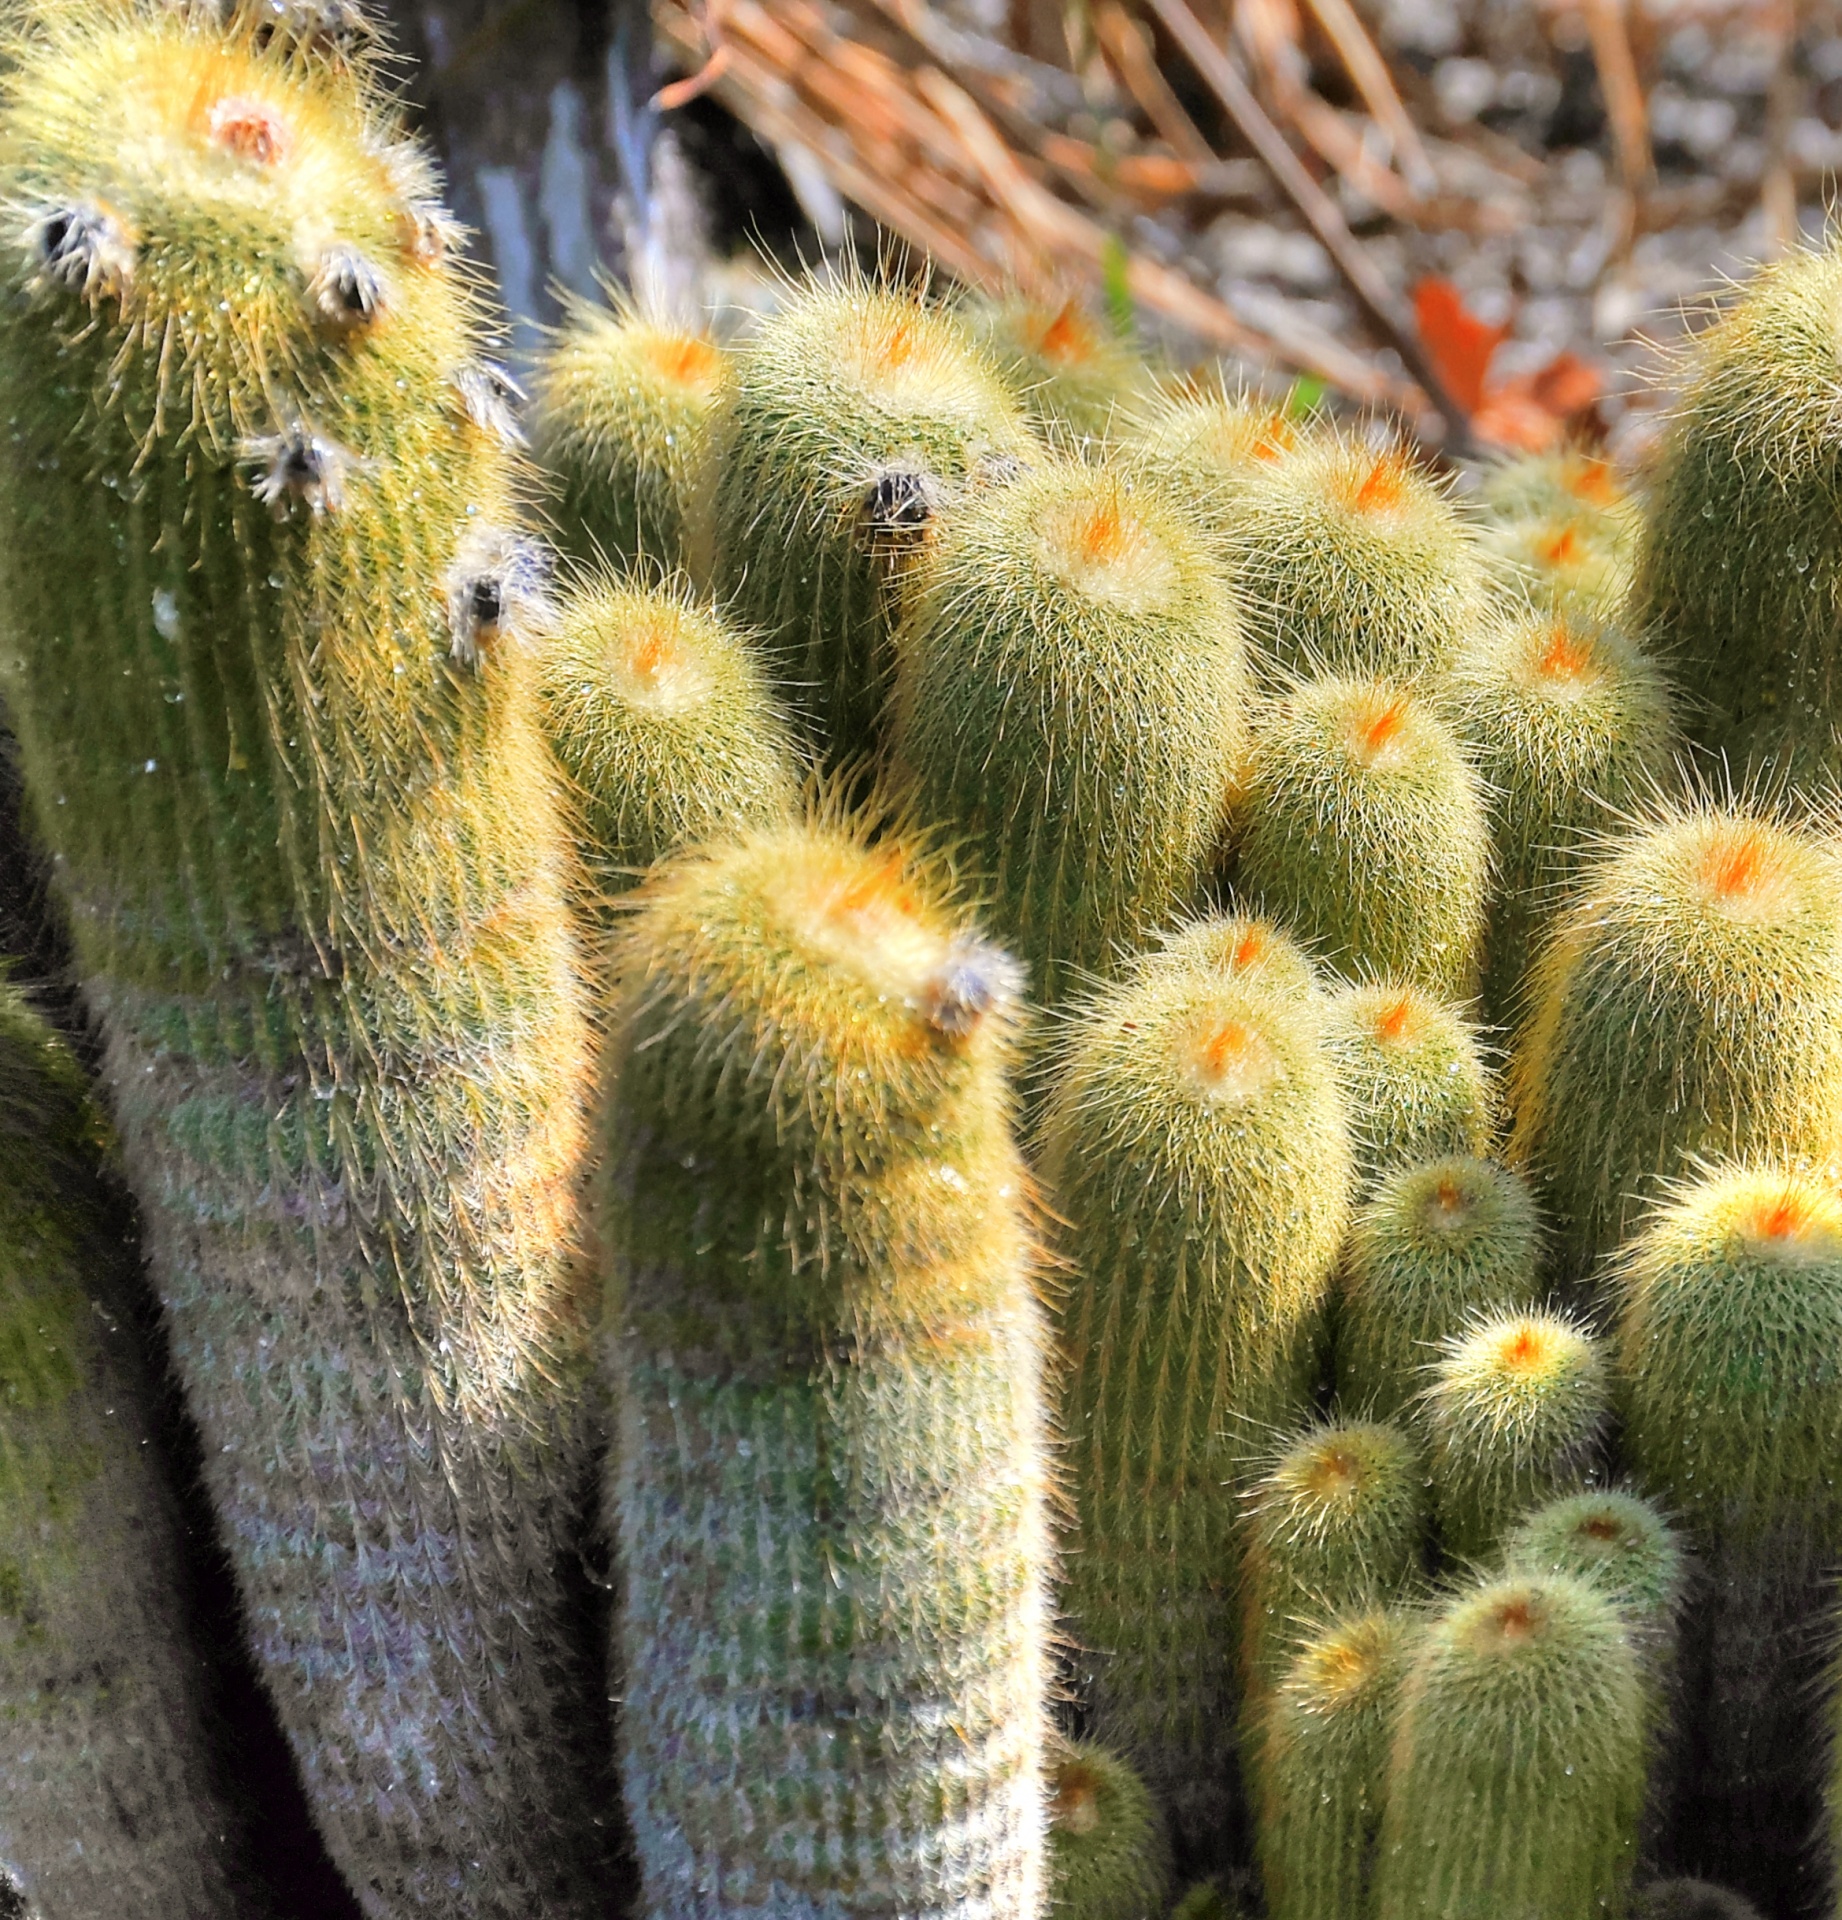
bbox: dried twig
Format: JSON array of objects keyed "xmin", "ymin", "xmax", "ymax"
[
  {"xmin": 1298, "ymin": 0, "xmax": 1437, "ymax": 194},
  {"xmin": 1093, "ymin": 1, "xmax": 1215, "ymax": 162},
  {"xmin": 1580, "ymin": 0, "xmax": 1654, "ymax": 194}
]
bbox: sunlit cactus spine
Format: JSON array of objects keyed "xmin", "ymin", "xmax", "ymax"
[
  {"xmin": 1421, "ymin": 1307, "xmax": 1608, "ymax": 1562},
  {"xmin": 1141, "ymin": 907, "xmax": 1320, "ymax": 1005},
  {"xmin": 706, "ymin": 273, "xmax": 1032, "ymax": 760},
  {"xmin": 1616, "ymin": 1166, "xmax": 1842, "ymax": 1917},
  {"xmin": 1477, "ymin": 449, "xmax": 1635, "ymax": 619},
  {"xmin": 1510, "ymin": 804, "xmax": 1842, "ymax": 1281},
  {"xmin": 1253, "ymin": 1607, "xmax": 1417, "ymax": 1920},
  {"xmin": 891, "ymin": 457, "xmax": 1245, "ymax": 1008},
  {"xmin": 0, "ymin": 10, "xmax": 612, "ymax": 1910},
  {"xmin": 1240, "ymin": 1417, "xmax": 1423, "ymax": 1692},
  {"xmin": 529, "ymin": 293, "xmax": 729, "ymax": 574},
  {"xmin": 0, "ymin": 982, "xmax": 255, "ymax": 1918},
  {"xmin": 1237, "ymin": 675, "xmax": 1490, "ymax": 1000},
  {"xmin": 1042, "ymin": 950, "xmax": 1351, "ymax": 1846},
  {"xmin": 1447, "ymin": 607, "xmax": 1676, "ymax": 1031},
  {"xmin": 1045, "ymin": 1740, "xmax": 1171, "ymax": 1920},
  {"xmin": 1338, "ymin": 1155, "xmax": 1542, "ymax": 1427},
  {"xmin": 1118, "ymin": 383, "xmax": 1298, "ymax": 549},
  {"xmin": 967, "ymin": 292, "xmax": 1148, "ymax": 442},
  {"xmin": 1225, "ymin": 432, "xmax": 1482, "ymax": 683},
  {"xmin": 1319, "ymin": 980, "xmax": 1495, "ymax": 1199},
  {"xmin": 602, "ymin": 814, "xmax": 1050, "ymax": 1919},
  {"xmin": 1374, "ymin": 1572, "xmax": 1647, "ymax": 1920},
  {"xmin": 534, "ymin": 571, "xmax": 798, "ymax": 926}
]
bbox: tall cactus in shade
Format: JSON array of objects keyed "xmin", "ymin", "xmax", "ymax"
[
  {"xmin": 1045, "ymin": 1741, "xmax": 1172, "ymax": 1920},
  {"xmin": 706, "ymin": 274, "xmax": 1032, "ymax": 761},
  {"xmin": 0, "ymin": 981, "xmax": 257, "ymax": 1918},
  {"xmin": 601, "ymin": 815, "xmax": 1051, "ymax": 1918},
  {"xmin": 0, "ymin": 11, "xmax": 613, "ymax": 1913},
  {"xmin": 1509, "ymin": 804, "xmax": 1842, "ymax": 1282},
  {"xmin": 890, "ymin": 456, "xmax": 1246, "ymax": 1010},
  {"xmin": 1041, "ymin": 951, "xmax": 1351, "ymax": 1845}
]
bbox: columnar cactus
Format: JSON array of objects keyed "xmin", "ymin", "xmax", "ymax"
[
  {"xmin": 1225, "ymin": 434, "xmax": 1483, "ymax": 683},
  {"xmin": 1237, "ymin": 676, "xmax": 1490, "ymax": 999},
  {"xmin": 707, "ymin": 275, "xmax": 1032, "ymax": 759},
  {"xmin": 0, "ymin": 982, "xmax": 255, "ymax": 1918},
  {"xmin": 1253, "ymin": 1607, "xmax": 1417, "ymax": 1920},
  {"xmin": 1447, "ymin": 608, "xmax": 1676, "ymax": 1030},
  {"xmin": 1043, "ymin": 951, "xmax": 1351, "ymax": 1844},
  {"xmin": 1320, "ymin": 981, "xmax": 1494, "ymax": 1198},
  {"xmin": 1045, "ymin": 1741, "xmax": 1172, "ymax": 1920},
  {"xmin": 1145, "ymin": 908, "xmax": 1320, "ymax": 1004},
  {"xmin": 1509, "ymin": 804, "xmax": 1842, "ymax": 1280},
  {"xmin": 601, "ymin": 815, "xmax": 1050, "ymax": 1918},
  {"xmin": 1477, "ymin": 450, "xmax": 1635, "ymax": 619},
  {"xmin": 529, "ymin": 296, "xmax": 729, "ymax": 574},
  {"xmin": 1119, "ymin": 385, "xmax": 1297, "ymax": 549},
  {"xmin": 968, "ymin": 294, "xmax": 1147, "ymax": 441},
  {"xmin": 891, "ymin": 457, "xmax": 1246, "ymax": 1007},
  {"xmin": 1502, "ymin": 1489, "xmax": 1682, "ymax": 1659},
  {"xmin": 1338, "ymin": 1156, "xmax": 1542, "ymax": 1427},
  {"xmin": 1615, "ymin": 1166, "xmax": 1842, "ymax": 1916},
  {"xmin": 0, "ymin": 10, "xmax": 611, "ymax": 1909},
  {"xmin": 1375, "ymin": 1572, "xmax": 1647, "ymax": 1920},
  {"xmin": 1422, "ymin": 1308, "xmax": 1608, "ymax": 1562}
]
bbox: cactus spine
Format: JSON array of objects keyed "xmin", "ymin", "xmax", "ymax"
[
  {"xmin": 1338, "ymin": 1156, "xmax": 1542, "ymax": 1427},
  {"xmin": 707, "ymin": 276, "xmax": 1031, "ymax": 760},
  {"xmin": 1448, "ymin": 608, "xmax": 1676, "ymax": 1030},
  {"xmin": 1119, "ymin": 385, "xmax": 1296, "ymax": 549},
  {"xmin": 602, "ymin": 815, "xmax": 1050, "ymax": 1918},
  {"xmin": 891, "ymin": 457, "xmax": 1246, "ymax": 1008},
  {"xmin": 1252, "ymin": 1607, "xmax": 1417, "ymax": 1920},
  {"xmin": 1422, "ymin": 1308, "xmax": 1608, "ymax": 1561},
  {"xmin": 529, "ymin": 294, "xmax": 729, "ymax": 575},
  {"xmin": 1502, "ymin": 1488, "xmax": 1682, "ymax": 1656},
  {"xmin": 1477, "ymin": 450, "xmax": 1635, "ymax": 620},
  {"xmin": 1045, "ymin": 1740, "xmax": 1172, "ymax": 1920},
  {"xmin": 0, "ymin": 982, "xmax": 254, "ymax": 1917},
  {"xmin": 1374, "ymin": 1572, "xmax": 1647, "ymax": 1920},
  {"xmin": 0, "ymin": 12, "xmax": 611, "ymax": 1910},
  {"xmin": 1144, "ymin": 909, "xmax": 1321, "ymax": 1004},
  {"xmin": 968, "ymin": 294, "xmax": 1147, "ymax": 442},
  {"xmin": 1237, "ymin": 676, "xmax": 1490, "ymax": 1000},
  {"xmin": 1510, "ymin": 805, "xmax": 1842, "ymax": 1280},
  {"xmin": 1042, "ymin": 952, "xmax": 1351, "ymax": 1844}
]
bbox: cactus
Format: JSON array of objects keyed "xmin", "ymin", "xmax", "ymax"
[
  {"xmin": 601, "ymin": 814, "xmax": 1051, "ymax": 1918},
  {"xmin": 1628, "ymin": 244, "xmax": 1842, "ymax": 786},
  {"xmin": 1240, "ymin": 1418, "xmax": 1423, "ymax": 1692},
  {"xmin": 1042, "ymin": 951, "xmax": 1351, "ymax": 1845},
  {"xmin": 1224, "ymin": 432, "xmax": 1483, "ymax": 684},
  {"xmin": 1252, "ymin": 1607, "xmax": 1417, "ymax": 1920},
  {"xmin": 0, "ymin": 981, "xmax": 256, "ymax": 1918},
  {"xmin": 1615, "ymin": 1166, "xmax": 1842, "ymax": 1917},
  {"xmin": 1374, "ymin": 1572, "xmax": 1647, "ymax": 1920},
  {"xmin": 1421, "ymin": 1308, "xmax": 1608, "ymax": 1562},
  {"xmin": 1320, "ymin": 981, "xmax": 1495, "ymax": 1199},
  {"xmin": 1633, "ymin": 1882, "xmax": 1763, "ymax": 1920},
  {"xmin": 1477, "ymin": 450, "xmax": 1635, "ymax": 620},
  {"xmin": 1143, "ymin": 907, "xmax": 1321, "ymax": 1004},
  {"xmin": 0, "ymin": 11, "xmax": 613, "ymax": 1910},
  {"xmin": 968, "ymin": 293, "xmax": 1147, "ymax": 442},
  {"xmin": 1509, "ymin": 803, "xmax": 1842, "ymax": 1280},
  {"xmin": 529, "ymin": 293, "xmax": 729, "ymax": 575},
  {"xmin": 1169, "ymin": 1881, "xmax": 1254, "ymax": 1920},
  {"xmin": 706, "ymin": 273, "xmax": 1032, "ymax": 760},
  {"xmin": 1045, "ymin": 1740, "xmax": 1172, "ymax": 1920},
  {"xmin": 1338, "ymin": 1156, "xmax": 1542, "ymax": 1427},
  {"xmin": 1236, "ymin": 675, "xmax": 1490, "ymax": 1000},
  {"xmin": 890, "ymin": 456, "xmax": 1246, "ymax": 1007},
  {"xmin": 1502, "ymin": 1488, "xmax": 1682, "ymax": 1655},
  {"xmin": 1118, "ymin": 384, "xmax": 1297, "ymax": 549},
  {"xmin": 1447, "ymin": 607, "xmax": 1677, "ymax": 1031},
  {"xmin": 534, "ymin": 571, "xmax": 798, "ymax": 922}
]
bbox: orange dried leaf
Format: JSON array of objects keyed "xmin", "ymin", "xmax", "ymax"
[{"xmin": 1413, "ymin": 277, "xmax": 1507, "ymax": 415}]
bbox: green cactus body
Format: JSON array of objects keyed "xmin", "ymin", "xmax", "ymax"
[
  {"xmin": 891, "ymin": 458, "xmax": 1246, "ymax": 1007},
  {"xmin": 1422, "ymin": 1308, "xmax": 1608, "ymax": 1562},
  {"xmin": 1375, "ymin": 1573, "xmax": 1647, "ymax": 1920},
  {"xmin": 1502, "ymin": 1489, "xmax": 1682, "ymax": 1657},
  {"xmin": 1253, "ymin": 1607, "xmax": 1417, "ymax": 1920},
  {"xmin": 1634, "ymin": 1881, "xmax": 1763, "ymax": 1920},
  {"xmin": 1338, "ymin": 1156, "xmax": 1542, "ymax": 1426},
  {"xmin": 529, "ymin": 296, "xmax": 729, "ymax": 574},
  {"xmin": 707, "ymin": 277, "xmax": 1032, "ymax": 760},
  {"xmin": 1237, "ymin": 676, "xmax": 1490, "ymax": 999},
  {"xmin": 1043, "ymin": 955, "xmax": 1351, "ymax": 1842},
  {"xmin": 1447, "ymin": 608, "xmax": 1676, "ymax": 1031},
  {"xmin": 1168, "ymin": 1881, "xmax": 1254, "ymax": 1920},
  {"xmin": 1143, "ymin": 909, "xmax": 1321, "ymax": 1004},
  {"xmin": 1320, "ymin": 982, "xmax": 1495, "ymax": 1199},
  {"xmin": 603, "ymin": 816, "xmax": 1051, "ymax": 1918},
  {"xmin": 968, "ymin": 295, "xmax": 1147, "ymax": 442},
  {"xmin": 1046, "ymin": 1741, "xmax": 1172, "ymax": 1920},
  {"xmin": 1509, "ymin": 806, "xmax": 1842, "ymax": 1281},
  {"xmin": 1118, "ymin": 386, "xmax": 1298, "ymax": 549},
  {"xmin": 1615, "ymin": 1167, "xmax": 1842, "ymax": 1916},
  {"xmin": 0, "ymin": 13, "xmax": 610, "ymax": 1911},
  {"xmin": 0, "ymin": 984, "xmax": 255, "ymax": 1917},
  {"xmin": 534, "ymin": 572, "xmax": 798, "ymax": 920},
  {"xmin": 1629, "ymin": 245, "xmax": 1842, "ymax": 785},
  {"xmin": 1225, "ymin": 435, "xmax": 1482, "ymax": 683},
  {"xmin": 1240, "ymin": 1418, "xmax": 1423, "ymax": 1692}
]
